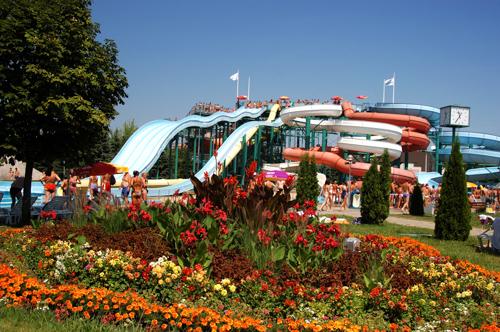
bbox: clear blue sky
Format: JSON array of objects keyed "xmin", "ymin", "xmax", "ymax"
[{"xmin": 92, "ymin": 0, "xmax": 500, "ymax": 134}]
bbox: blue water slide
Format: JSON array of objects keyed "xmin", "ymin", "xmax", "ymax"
[
  {"xmin": 111, "ymin": 106, "xmax": 267, "ymax": 175},
  {"xmin": 148, "ymin": 119, "xmax": 283, "ymax": 196},
  {"xmin": 368, "ymin": 103, "xmax": 441, "ymax": 127},
  {"xmin": 370, "ymin": 103, "xmax": 500, "ymax": 183}
]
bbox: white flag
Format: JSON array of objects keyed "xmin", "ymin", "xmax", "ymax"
[
  {"xmin": 229, "ymin": 72, "xmax": 239, "ymax": 81},
  {"xmin": 384, "ymin": 77, "xmax": 395, "ymax": 86}
]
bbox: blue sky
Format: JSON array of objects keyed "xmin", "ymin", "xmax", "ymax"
[{"xmin": 92, "ymin": 0, "xmax": 500, "ymax": 134}]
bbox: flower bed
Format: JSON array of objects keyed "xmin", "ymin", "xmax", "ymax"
[
  {"xmin": 0, "ymin": 170, "xmax": 499, "ymax": 330},
  {"xmin": 1, "ymin": 227, "xmax": 498, "ymax": 331}
]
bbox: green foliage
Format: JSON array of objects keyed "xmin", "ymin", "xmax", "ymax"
[
  {"xmin": 296, "ymin": 154, "xmax": 320, "ymax": 206},
  {"xmin": 361, "ymin": 158, "xmax": 386, "ymax": 224},
  {"xmin": 379, "ymin": 149, "xmax": 392, "ymax": 220},
  {"xmin": 0, "ymin": 0, "xmax": 128, "ymax": 224},
  {"xmin": 410, "ymin": 184, "xmax": 424, "ymax": 216},
  {"xmin": 434, "ymin": 140, "xmax": 472, "ymax": 240}
]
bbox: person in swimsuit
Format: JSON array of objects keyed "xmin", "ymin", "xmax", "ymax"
[
  {"xmin": 340, "ymin": 183, "xmax": 348, "ymax": 210},
  {"xmin": 41, "ymin": 169, "xmax": 61, "ymax": 203},
  {"xmin": 331, "ymin": 181, "xmax": 338, "ymax": 208},
  {"xmin": 141, "ymin": 172, "xmax": 149, "ymax": 202},
  {"xmin": 101, "ymin": 173, "xmax": 112, "ymax": 201},
  {"xmin": 69, "ymin": 170, "xmax": 80, "ymax": 198},
  {"xmin": 401, "ymin": 181, "xmax": 411, "ymax": 214},
  {"xmin": 89, "ymin": 175, "xmax": 99, "ymax": 200},
  {"xmin": 121, "ymin": 172, "xmax": 131, "ymax": 205},
  {"xmin": 319, "ymin": 181, "xmax": 331, "ymax": 211},
  {"xmin": 131, "ymin": 171, "xmax": 144, "ymax": 207}
]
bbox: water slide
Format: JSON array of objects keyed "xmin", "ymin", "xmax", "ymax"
[
  {"xmin": 110, "ymin": 104, "xmax": 281, "ymax": 196},
  {"xmin": 282, "ymin": 102, "xmax": 430, "ymax": 183},
  {"xmin": 369, "ymin": 103, "xmax": 500, "ymax": 183}
]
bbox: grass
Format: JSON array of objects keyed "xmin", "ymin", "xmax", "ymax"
[
  {"xmin": 341, "ymin": 223, "xmax": 500, "ymax": 272},
  {"xmin": 389, "ymin": 211, "xmax": 497, "ymax": 229},
  {"xmin": 0, "ymin": 306, "xmax": 144, "ymax": 332}
]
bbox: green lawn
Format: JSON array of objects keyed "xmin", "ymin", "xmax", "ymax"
[
  {"xmin": 341, "ymin": 223, "xmax": 500, "ymax": 272},
  {"xmin": 0, "ymin": 306, "xmax": 144, "ymax": 332},
  {"xmin": 390, "ymin": 211, "xmax": 497, "ymax": 229}
]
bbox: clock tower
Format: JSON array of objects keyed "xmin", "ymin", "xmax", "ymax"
[{"xmin": 440, "ymin": 105, "xmax": 470, "ymax": 141}]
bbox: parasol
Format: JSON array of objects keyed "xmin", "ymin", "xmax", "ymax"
[
  {"xmin": 237, "ymin": 95, "xmax": 248, "ymax": 100},
  {"xmin": 279, "ymin": 96, "xmax": 290, "ymax": 100},
  {"xmin": 467, "ymin": 182, "xmax": 478, "ymax": 188},
  {"xmin": 264, "ymin": 170, "xmax": 289, "ymax": 180},
  {"xmin": 73, "ymin": 162, "xmax": 129, "ymax": 177},
  {"xmin": 356, "ymin": 95, "xmax": 368, "ymax": 100},
  {"xmin": 331, "ymin": 96, "xmax": 343, "ymax": 100}
]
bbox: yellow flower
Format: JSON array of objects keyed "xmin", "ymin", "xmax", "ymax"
[
  {"xmin": 165, "ymin": 278, "xmax": 171, "ymax": 284},
  {"xmin": 99, "ymin": 272, "xmax": 105, "ymax": 278},
  {"xmin": 229, "ymin": 285, "xmax": 236, "ymax": 293},
  {"xmin": 221, "ymin": 278, "xmax": 231, "ymax": 286},
  {"xmin": 486, "ymin": 283, "xmax": 494, "ymax": 291},
  {"xmin": 213, "ymin": 284, "xmax": 222, "ymax": 292},
  {"xmin": 158, "ymin": 279, "xmax": 164, "ymax": 285},
  {"xmin": 220, "ymin": 289, "xmax": 228, "ymax": 297},
  {"xmin": 429, "ymin": 300, "xmax": 436, "ymax": 306}
]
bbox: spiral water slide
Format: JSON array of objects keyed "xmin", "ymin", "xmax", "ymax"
[
  {"xmin": 282, "ymin": 102, "xmax": 431, "ymax": 183},
  {"xmin": 369, "ymin": 103, "xmax": 500, "ymax": 183},
  {"xmin": 111, "ymin": 104, "xmax": 281, "ymax": 195}
]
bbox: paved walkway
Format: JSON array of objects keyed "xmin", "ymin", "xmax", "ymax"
[{"xmin": 319, "ymin": 208, "xmax": 485, "ymax": 236}]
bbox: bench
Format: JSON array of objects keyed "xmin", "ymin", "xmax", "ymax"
[{"xmin": 470, "ymin": 201, "xmax": 486, "ymax": 213}]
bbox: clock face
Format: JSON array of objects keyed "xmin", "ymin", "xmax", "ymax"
[{"xmin": 450, "ymin": 107, "xmax": 469, "ymax": 126}]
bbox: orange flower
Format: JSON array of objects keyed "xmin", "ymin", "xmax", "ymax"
[{"xmin": 83, "ymin": 311, "xmax": 90, "ymax": 319}]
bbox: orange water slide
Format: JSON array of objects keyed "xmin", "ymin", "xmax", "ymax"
[
  {"xmin": 283, "ymin": 147, "xmax": 417, "ymax": 184},
  {"xmin": 342, "ymin": 101, "xmax": 430, "ymax": 151}
]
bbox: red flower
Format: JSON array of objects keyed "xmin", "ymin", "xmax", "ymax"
[
  {"xmin": 182, "ymin": 267, "xmax": 193, "ymax": 276},
  {"xmin": 213, "ymin": 149, "xmax": 218, "ymax": 158},
  {"xmin": 245, "ymin": 161, "xmax": 257, "ymax": 179},
  {"xmin": 262, "ymin": 209, "xmax": 273, "ymax": 220},
  {"xmin": 260, "ymin": 282, "xmax": 269, "ymax": 292},
  {"xmin": 173, "ymin": 189, "xmax": 180, "ymax": 196},
  {"xmin": 219, "ymin": 222, "xmax": 228, "ymax": 235},
  {"xmin": 370, "ymin": 287, "xmax": 381, "ymax": 298},
  {"xmin": 285, "ymin": 175, "xmax": 295, "ymax": 187},
  {"xmin": 83, "ymin": 205, "xmax": 92, "ymax": 214},
  {"xmin": 40, "ymin": 210, "xmax": 57, "ymax": 220},
  {"xmin": 257, "ymin": 229, "xmax": 271, "ymax": 246},
  {"xmin": 195, "ymin": 198, "xmax": 213, "ymax": 215},
  {"xmin": 194, "ymin": 264, "xmax": 203, "ymax": 271},
  {"xmin": 223, "ymin": 176, "xmax": 238, "ymax": 186},
  {"xmin": 294, "ymin": 234, "xmax": 308, "ymax": 246},
  {"xmin": 215, "ymin": 209, "xmax": 227, "ymax": 222},
  {"xmin": 204, "ymin": 171, "xmax": 209, "ymax": 181}
]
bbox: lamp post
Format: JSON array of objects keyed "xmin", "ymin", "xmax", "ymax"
[{"xmin": 345, "ymin": 154, "xmax": 354, "ymax": 208}]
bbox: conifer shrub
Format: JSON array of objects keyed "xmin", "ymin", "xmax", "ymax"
[
  {"xmin": 434, "ymin": 140, "xmax": 471, "ymax": 240},
  {"xmin": 296, "ymin": 154, "xmax": 320, "ymax": 206},
  {"xmin": 409, "ymin": 184, "xmax": 424, "ymax": 216},
  {"xmin": 360, "ymin": 158, "xmax": 385, "ymax": 224},
  {"xmin": 379, "ymin": 149, "xmax": 392, "ymax": 220}
]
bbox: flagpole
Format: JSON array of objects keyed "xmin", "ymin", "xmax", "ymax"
[
  {"xmin": 383, "ymin": 80, "xmax": 386, "ymax": 103},
  {"xmin": 392, "ymin": 72, "xmax": 396, "ymax": 103},
  {"xmin": 236, "ymin": 69, "xmax": 239, "ymax": 98},
  {"xmin": 248, "ymin": 76, "xmax": 251, "ymax": 100}
]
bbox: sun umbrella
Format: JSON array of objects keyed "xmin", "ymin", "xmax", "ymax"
[
  {"xmin": 467, "ymin": 182, "xmax": 478, "ymax": 188},
  {"xmin": 237, "ymin": 95, "xmax": 248, "ymax": 100},
  {"xmin": 356, "ymin": 95, "xmax": 368, "ymax": 100},
  {"xmin": 73, "ymin": 162, "xmax": 129, "ymax": 177},
  {"xmin": 279, "ymin": 96, "xmax": 290, "ymax": 100},
  {"xmin": 264, "ymin": 170, "xmax": 289, "ymax": 180},
  {"xmin": 331, "ymin": 96, "xmax": 343, "ymax": 100}
]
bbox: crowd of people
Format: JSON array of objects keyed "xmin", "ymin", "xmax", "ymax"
[
  {"xmin": 316, "ymin": 180, "xmax": 499, "ymax": 215},
  {"xmin": 188, "ymin": 102, "xmax": 234, "ymax": 115}
]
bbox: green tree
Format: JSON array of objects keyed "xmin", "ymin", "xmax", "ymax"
[
  {"xmin": 379, "ymin": 149, "xmax": 392, "ymax": 220},
  {"xmin": 106, "ymin": 120, "xmax": 138, "ymax": 160},
  {"xmin": 0, "ymin": 0, "xmax": 128, "ymax": 224},
  {"xmin": 409, "ymin": 184, "xmax": 424, "ymax": 216},
  {"xmin": 296, "ymin": 154, "xmax": 320, "ymax": 206},
  {"xmin": 434, "ymin": 140, "xmax": 471, "ymax": 240},
  {"xmin": 361, "ymin": 157, "xmax": 385, "ymax": 224}
]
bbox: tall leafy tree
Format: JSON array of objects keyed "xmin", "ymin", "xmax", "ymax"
[
  {"xmin": 361, "ymin": 157, "xmax": 385, "ymax": 224},
  {"xmin": 379, "ymin": 149, "xmax": 392, "ymax": 220},
  {"xmin": 0, "ymin": 0, "xmax": 128, "ymax": 224},
  {"xmin": 434, "ymin": 140, "xmax": 471, "ymax": 240}
]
